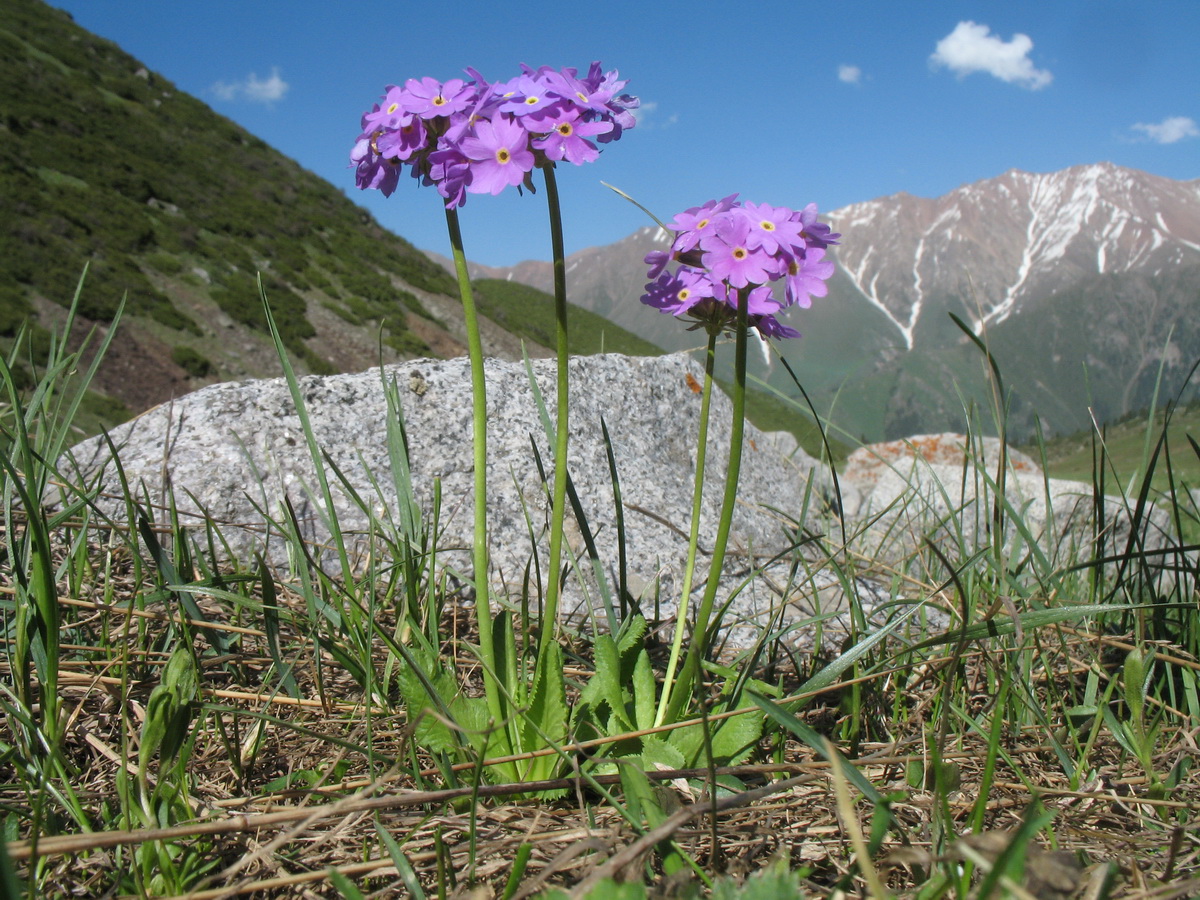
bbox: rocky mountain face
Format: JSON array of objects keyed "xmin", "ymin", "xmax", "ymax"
[
  {"xmin": 830, "ymin": 163, "xmax": 1200, "ymax": 348},
  {"xmin": 463, "ymin": 163, "xmax": 1200, "ymax": 441}
]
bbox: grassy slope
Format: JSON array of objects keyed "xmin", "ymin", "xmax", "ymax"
[
  {"xmin": 1030, "ymin": 402, "xmax": 1200, "ymax": 492},
  {"xmin": 472, "ymin": 278, "xmax": 664, "ymax": 358},
  {"xmin": 0, "ymin": 0, "xmax": 455, "ymax": 393}
]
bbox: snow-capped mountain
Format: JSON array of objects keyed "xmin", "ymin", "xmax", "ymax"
[
  {"xmin": 446, "ymin": 163, "xmax": 1200, "ymax": 440},
  {"xmin": 829, "ymin": 162, "xmax": 1200, "ymax": 349}
]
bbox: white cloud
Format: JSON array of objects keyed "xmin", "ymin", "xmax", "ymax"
[
  {"xmin": 210, "ymin": 67, "xmax": 289, "ymax": 105},
  {"xmin": 838, "ymin": 64, "xmax": 862, "ymax": 85},
  {"xmin": 630, "ymin": 100, "xmax": 656, "ymax": 123},
  {"xmin": 930, "ymin": 21, "xmax": 1052, "ymax": 90},
  {"xmin": 1131, "ymin": 116, "xmax": 1199, "ymax": 144},
  {"xmin": 631, "ymin": 100, "xmax": 677, "ymax": 129}
]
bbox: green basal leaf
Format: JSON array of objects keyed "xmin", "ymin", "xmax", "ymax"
[
  {"xmin": 641, "ymin": 735, "xmax": 686, "ymax": 773},
  {"xmin": 615, "ymin": 614, "xmax": 648, "ymax": 661},
  {"xmin": 394, "ymin": 645, "xmax": 468, "ymax": 756},
  {"xmin": 709, "ymin": 707, "xmax": 763, "ymax": 765},
  {"xmin": 1123, "ymin": 647, "xmax": 1148, "ymax": 726},
  {"xmin": 633, "ymin": 648, "xmax": 656, "ymax": 733},
  {"xmin": 139, "ymin": 645, "xmax": 199, "ymax": 773},
  {"xmin": 523, "ymin": 641, "xmax": 568, "ymax": 775},
  {"xmin": 581, "ymin": 634, "xmax": 632, "ymax": 732}
]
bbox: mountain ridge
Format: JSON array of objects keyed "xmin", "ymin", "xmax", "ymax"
[{"xmin": 444, "ymin": 160, "xmax": 1200, "ymax": 441}]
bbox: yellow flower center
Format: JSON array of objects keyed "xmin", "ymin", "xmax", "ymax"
[
  {"xmin": 697, "ymin": 217, "xmax": 710, "ymax": 230},
  {"xmin": 496, "ymin": 148, "xmax": 511, "ymax": 164},
  {"xmin": 525, "ymin": 96, "xmax": 540, "ymax": 106},
  {"xmin": 733, "ymin": 247, "xmax": 748, "ymax": 260},
  {"xmin": 433, "ymin": 95, "xmax": 447, "ymax": 107},
  {"xmin": 677, "ymin": 288, "xmax": 692, "ymax": 301},
  {"xmin": 556, "ymin": 122, "xmax": 573, "ymax": 136},
  {"xmin": 386, "ymin": 102, "xmax": 400, "ymax": 114},
  {"xmin": 759, "ymin": 220, "xmax": 775, "ymax": 232}
]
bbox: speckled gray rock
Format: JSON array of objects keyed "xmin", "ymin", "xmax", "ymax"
[
  {"xmin": 838, "ymin": 434, "xmax": 1177, "ymax": 585},
  {"xmin": 64, "ymin": 352, "xmax": 828, "ymax": 631}
]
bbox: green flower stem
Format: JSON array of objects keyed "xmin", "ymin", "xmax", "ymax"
[
  {"xmin": 655, "ymin": 329, "xmax": 718, "ymax": 726},
  {"xmin": 537, "ymin": 163, "xmax": 570, "ymax": 666},
  {"xmin": 664, "ymin": 287, "xmax": 750, "ymax": 724},
  {"xmin": 444, "ymin": 207, "xmax": 505, "ymax": 732}
]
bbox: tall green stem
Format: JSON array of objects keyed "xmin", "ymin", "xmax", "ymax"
[
  {"xmin": 664, "ymin": 288, "xmax": 750, "ymax": 723},
  {"xmin": 655, "ymin": 330, "xmax": 718, "ymax": 726},
  {"xmin": 444, "ymin": 207, "xmax": 505, "ymax": 731},
  {"xmin": 538, "ymin": 164, "xmax": 570, "ymax": 664}
]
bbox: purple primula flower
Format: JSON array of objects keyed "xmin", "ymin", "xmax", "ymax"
[
  {"xmin": 641, "ymin": 267, "xmax": 715, "ymax": 316},
  {"xmin": 782, "ymin": 247, "xmax": 835, "ymax": 308},
  {"xmin": 542, "ymin": 66, "xmax": 613, "ymax": 113},
  {"xmin": 361, "ymin": 85, "xmax": 409, "ymax": 132},
  {"xmin": 700, "ymin": 216, "xmax": 780, "ymax": 289},
  {"xmin": 459, "ymin": 116, "xmax": 535, "ymax": 195},
  {"xmin": 753, "ymin": 314, "xmax": 801, "ymax": 340},
  {"xmin": 351, "ymin": 62, "xmax": 635, "ymax": 206},
  {"xmin": 532, "ymin": 108, "xmax": 613, "ymax": 165},
  {"xmin": 670, "ymin": 195, "xmax": 739, "ymax": 252},
  {"xmin": 499, "ymin": 73, "xmax": 560, "ymax": 117},
  {"xmin": 639, "ymin": 196, "xmax": 838, "ymax": 340},
  {"xmin": 739, "ymin": 201, "xmax": 807, "ymax": 256},
  {"xmin": 375, "ymin": 116, "xmax": 426, "ymax": 161},
  {"xmin": 351, "ymin": 134, "xmax": 401, "ymax": 196},
  {"xmin": 401, "ymin": 77, "xmax": 475, "ymax": 119},
  {"xmin": 427, "ymin": 145, "xmax": 472, "ymax": 208},
  {"xmin": 792, "ymin": 202, "xmax": 840, "ymax": 250}
]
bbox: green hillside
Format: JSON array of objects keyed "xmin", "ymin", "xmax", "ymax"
[
  {"xmin": 1, "ymin": 0, "xmax": 454, "ymax": 390},
  {"xmin": 1029, "ymin": 401, "xmax": 1200, "ymax": 492},
  {"xmin": 472, "ymin": 279, "xmax": 663, "ymax": 357}
]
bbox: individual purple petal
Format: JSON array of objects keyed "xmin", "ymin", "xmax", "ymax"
[
  {"xmin": 640, "ymin": 267, "xmax": 714, "ymax": 316},
  {"xmin": 644, "ymin": 250, "xmax": 670, "ymax": 280},
  {"xmin": 743, "ymin": 284, "xmax": 782, "ymax": 316}
]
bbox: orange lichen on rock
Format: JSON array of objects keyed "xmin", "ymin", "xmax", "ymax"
[{"xmin": 842, "ymin": 433, "xmax": 1041, "ymax": 486}]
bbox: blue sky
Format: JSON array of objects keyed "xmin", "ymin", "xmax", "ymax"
[{"xmin": 51, "ymin": 1, "xmax": 1200, "ymax": 268}]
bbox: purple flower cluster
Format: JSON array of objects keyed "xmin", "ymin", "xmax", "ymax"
[
  {"xmin": 351, "ymin": 64, "xmax": 638, "ymax": 208},
  {"xmin": 641, "ymin": 196, "xmax": 839, "ymax": 339}
]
